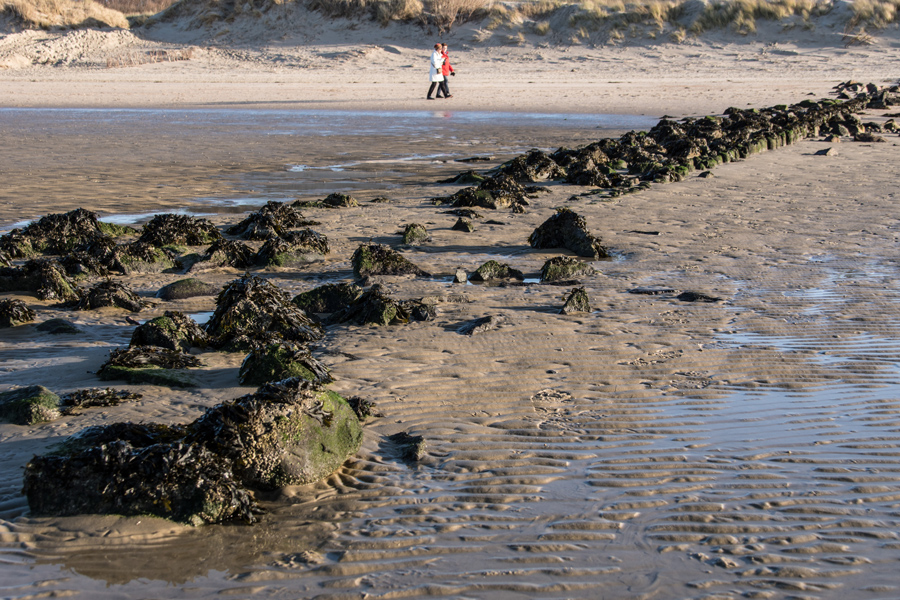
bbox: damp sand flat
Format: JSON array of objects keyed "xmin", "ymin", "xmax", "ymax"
[{"xmin": 1, "ymin": 110, "xmax": 900, "ymax": 599}]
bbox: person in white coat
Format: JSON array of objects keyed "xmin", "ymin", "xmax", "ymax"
[{"xmin": 426, "ymin": 43, "xmax": 444, "ymax": 100}]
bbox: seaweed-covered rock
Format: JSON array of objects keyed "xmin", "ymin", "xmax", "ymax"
[
  {"xmin": 292, "ymin": 282, "xmax": 363, "ymax": 314},
  {"xmin": 35, "ymin": 318, "xmax": 81, "ymax": 334},
  {"xmin": 97, "ymin": 346, "xmax": 201, "ymax": 387},
  {"xmin": 493, "ymin": 149, "xmax": 564, "ymax": 183},
  {"xmin": 109, "ymin": 242, "xmax": 179, "ymax": 274},
  {"xmin": 58, "ymin": 250, "xmax": 111, "ymax": 279},
  {"xmin": 0, "ymin": 259, "xmax": 81, "ymax": 302},
  {"xmin": 540, "ymin": 256, "xmax": 597, "ymax": 282},
  {"xmin": 74, "ymin": 280, "xmax": 145, "ymax": 312},
  {"xmin": 458, "ymin": 314, "xmax": 505, "ymax": 335},
  {"xmin": 138, "ymin": 214, "xmax": 221, "ymax": 247},
  {"xmin": 226, "ymin": 201, "xmax": 313, "ymax": 240},
  {"xmin": 205, "ymin": 274, "xmax": 325, "ymax": 350},
  {"xmin": 561, "ymin": 287, "xmax": 591, "ymax": 314},
  {"xmin": 294, "ymin": 193, "xmax": 359, "ymax": 209},
  {"xmin": 438, "ymin": 170, "xmax": 487, "ymax": 185},
  {"xmin": 24, "ymin": 438, "xmax": 256, "ymax": 525},
  {"xmin": 156, "ymin": 278, "xmax": 221, "ymax": 301},
  {"xmin": 188, "ymin": 378, "xmax": 363, "ymax": 489},
  {"xmin": 0, "ymin": 298, "xmax": 35, "ymax": 327},
  {"xmin": 469, "ymin": 260, "xmax": 525, "ymax": 282},
  {"xmin": 256, "ymin": 229, "xmax": 329, "ymax": 267},
  {"xmin": 59, "ymin": 388, "xmax": 141, "ymax": 415},
  {"xmin": 239, "ymin": 341, "xmax": 333, "ymax": 386},
  {"xmin": 677, "ymin": 291, "xmax": 722, "ymax": 303},
  {"xmin": 0, "ymin": 385, "xmax": 60, "ymax": 425},
  {"xmin": 8, "ymin": 208, "xmax": 107, "ymax": 256},
  {"xmin": 351, "ymin": 243, "xmax": 431, "ymax": 278},
  {"xmin": 436, "ymin": 174, "xmax": 528, "ymax": 211},
  {"xmin": 401, "ymin": 223, "xmax": 429, "ymax": 246},
  {"xmin": 192, "ymin": 239, "xmax": 257, "ymax": 271},
  {"xmin": 529, "ymin": 208, "xmax": 609, "ymax": 260},
  {"xmin": 387, "ymin": 431, "xmax": 426, "ymax": 461},
  {"xmin": 130, "ymin": 311, "xmax": 209, "ymax": 352},
  {"xmin": 330, "ymin": 284, "xmax": 410, "ymax": 326},
  {"xmin": 399, "ymin": 299, "xmax": 437, "ymax": 322},
  {"xmin": 452, "ymin": 217, "xmax": 475, "ymax": 232},
  {"xmin": 853, "ymin": 132, "xmax": 887, "ymax": 143}
]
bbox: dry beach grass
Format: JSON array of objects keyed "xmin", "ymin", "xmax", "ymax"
[{"xmin": 2, "ymin": 2, "xmax": 900, "ymax": 599}]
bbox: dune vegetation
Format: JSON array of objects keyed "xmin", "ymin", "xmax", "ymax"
[{"xmin": 2, "ymin": 0, "xmax": 899, "ymax": 42}]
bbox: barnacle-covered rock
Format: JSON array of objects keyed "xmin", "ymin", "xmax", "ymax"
[
  {"xmin": 540, "ymin": 256, "xmax": 597, "ymax": 282},
  {"xmin": 351, "ymin": 243, "xmax": 430, "ymax": 278},
  {"xmin": 0, "ymin": 385, "xmax": 60, "ymax": 425},
  {"xmin": 387, "ymin": 431, "xmax": 426, "ymax": 461},
  {"xmin": 226, "ymin": 201, "xmax": 314, "ymax": 240},
  {"xmin": 188, "ymin": 378, "xmax": 363, "ymax": 489},
  {"xmin": 436, "ymin": 174, "xmax": 528, "ymax": 211},
  {"xmin": 469, "ymin": 260, "xmax": 525, "ymax": 282},
  {"xmin": 330, "ymin": 284, "xmax": 410, "ymax": 326},
  {"xmin": 561, "ymin": 287, "xmax": 591, "ymax": 314},
  {"xmin": 97, "ymin": 345, "xmax": 201, "ymax": 387},
  {"xmin": 131, "ymin": 311, "xmax": 209, "ymax": 352},
  {"xmin": 492, "ymin": 149, "xmax": 564, "ymax": 183},
  {"xmin": 24, "ymin": 437, "xmax": 256, "ymax": 525},
  {"xmin": 292, "ymin": 282, "xmax": 363, "ymax": 314},
  {"xmin": 452, "ymin": 217, "xmax": 475, "ymax": 232},
  {"xmin": 138, "ymin": 214, "xmax": 221, "ymax": 247},
  {"xmin": 74, "ymin": 279, "xmax": 145, "ymax": 312},
  {"xmin": 239, "ymin": 341, "xmax": 333, "ymax": 387},
  {"xmin": 0, "ymin": 298, "xmax": 35, "ymax": 328},
  {"xmin": 0, "ymin": 259, "xmax": 81, "ymax": 302},
  {"xmin": 401, "ymin": 223, "xmax": 429, "ymax": 246},
  {"xmin": 205, "ymin": 274, "xmax": 324, "ymax": 350},
  {"xmin": 256, "ymin": 229, "xmax": 329, "ymax": 267},
  {"xmin": 156, "ymin": 278, "xmax": 221, "ymax": 301},
  {"xmin": 529, "ymin": 208, "xmax": 609, "ymax": 260}
]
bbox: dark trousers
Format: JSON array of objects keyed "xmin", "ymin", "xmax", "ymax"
[
  {"xmin": 427, "ymin": 82, "xmax": 440, "ymax": 98},
  {"xmin": 439, "ymin": 79, "xmax": 450, "ymax": 97}
]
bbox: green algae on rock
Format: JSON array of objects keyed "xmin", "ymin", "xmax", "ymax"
[
  {"xmin": 226, "ymin": 201, "xmax": 315, "ymax": 240},
  {"xmin": 469, "ymin": 260, "xmax": 525, "ymax": 282},
  {"xmin": 401, "ymin": 223, "xmax": 429, "ymax": 246},
  {"xmin": 0, "ymin": 298, "xmax": 35, "ymax": 328},
  {"xmin": 0, "ymin": 385, "xmax": 60, "ymax": 425},
  {"xmin": 561, "ymin": 287, "xmax": 591, "ymax": 314},
  {"xmin": 59, "ymin": 388, "xmax": 142, "ymax": 415},
  {"xmin": 130, "ymin": 311, "xmax": 209, "ymax": 352},
  {"xmin": 97, "ymin": 346, "xmax": 201, "ymax": 387},
  {"xmin": 109, "ymin": 241, "xmax": 179, "ymax": 274},
  {"xmin": 330, "ymin": 284, "xmax": 410, "ymax": 326},
  {"xmin": 540, "ymin": 256, "xmax": 597, "ymax": 282},
  {"xmin": 256, "ymin": 229, "xmax": 329, "ymax": 267},
  {"xmin": 35, "ymin": 318, "xmax": 81, "ymax": 334},
  {"xmin": 292, "ymin": 282, "xmax": 363, "ymax": 315},
  {"xmin": 0, "ymin": 259, "xmax": 82, "ymax": 302},
  {"xmin": 189, "ymin": 378, "xmax": 363, "ymax": 489},
  {"xmin": 239, "ymin": 341, "xmax": 334, "ymax": 387},
  {"xmin": 351, "ymin": 243, "xmax": 430, "ymax": 278}
]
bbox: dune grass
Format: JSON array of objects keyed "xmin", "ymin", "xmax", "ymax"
[{"xmin": 1, "ymin": 0, "xmax": 130, "ymax": 28}]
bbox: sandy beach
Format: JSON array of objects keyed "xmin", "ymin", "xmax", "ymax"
[{"xmin": 2, "ymin": 8, "xmax": 900, "ymax": 599}]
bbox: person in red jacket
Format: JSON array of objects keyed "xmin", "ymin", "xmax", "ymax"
[{"xmin": 436, "ymin": 43, "xmax": 455, "ymax": 99}]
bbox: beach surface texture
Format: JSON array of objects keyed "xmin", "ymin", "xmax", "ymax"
[{"xmin": 2, "ymin": 4, "xmax": 900, "ymax": 598}]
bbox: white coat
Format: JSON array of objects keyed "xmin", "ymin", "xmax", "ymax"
[{"xmin": 429, "ymin": 49, "xmax": 444, "ymax": 82}]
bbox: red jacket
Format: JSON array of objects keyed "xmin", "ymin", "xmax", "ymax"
[{"xmin": 441, "ymin": 52, "xmax": 454, "ymax": 77}]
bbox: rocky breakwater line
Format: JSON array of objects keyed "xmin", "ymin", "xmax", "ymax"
[{"xmin": 435, "ymin": 83, "xmax": 895, "ymax": 202}]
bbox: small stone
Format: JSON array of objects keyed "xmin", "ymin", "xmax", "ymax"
[
  {"xmin": 698, "ymin": 170, "xmax": 714, "ymax": 178},
  {"xmin": 454, "ymin": 269, "xmax": 468, "ymax": 284},
  {"xmin": 815, "ymin": 147, "xmax": 838, "ymax": 156},
  {"xmin": 452, "ymin": 217, "xmax": 475, "ymax": 232}
]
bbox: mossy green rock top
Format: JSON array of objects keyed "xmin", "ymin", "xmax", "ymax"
[
  {"xmin": 190, "ymin": 378, "xmax": 363, "ymax": 488},
  {"xmin": 0, "ymin": 385, "xmax": 60, "ymax": 425}
]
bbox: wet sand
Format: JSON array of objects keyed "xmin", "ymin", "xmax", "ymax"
[{"xmin": 2, "ymin": 102, "xmax": 900, "ymax": 600}]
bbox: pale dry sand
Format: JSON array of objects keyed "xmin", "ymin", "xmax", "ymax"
[{"xmin": 2, "ymin": 15, "xmax": 900, "ymax": 600}]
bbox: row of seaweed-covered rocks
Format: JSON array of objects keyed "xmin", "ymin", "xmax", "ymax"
[{"xmin": 2, "ymin": 84, "xmax": 897, "ymax": 526}]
